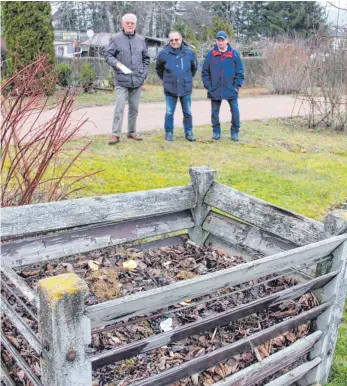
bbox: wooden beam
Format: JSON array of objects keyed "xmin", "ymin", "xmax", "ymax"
[
  {"xmin": 2, "ymin": 211, "xmax": 194, "ymax": 268},
  {"xmin": 188, "ymin": 166, "xmax": 217, "ymax": 244},
  {"xmin": 133, "ymin": 303, "xmax": 329, "ymax": 386},
  {"xmin": 37, "ymin": 273, "xmax": 92, "ymax": 386},
  {"xmin": 263, "ymin": 357, "xmax": 322, "ymax": 386},
  {"xmin": 85, "ymin": 234, "xmax": 346, "ymax": 328},
  {"xmin": 204, "ymin": 182, "xmax": 325, "ymax": 245},
  {"xmin": 0, "ymin": 265, "xmax": 39, "ymax": 308},
  {"xmin": 88, "ymin": 274, "xmax": 335, "ymax": 368},
  {"xmin": 1, "ymin": 361, "xmax": 16, "ymax": 386},
  {"xmin": 213, "ymin": 331, "xmax": 322, "ymax": 386},
  {"xmin": 1, "ymin": 297, "xmax": 42, "ymax": 355},
  {"xmin": 1, "ymin": 280, "xmax": 37, "ymax": 321},
  {"xmin": 1, "ymin": 185, "xmax": 196, "ymax": 238},
  {"xmin": 1, "ymin": 332, "xmax": 43, "ymax": 386},
  {"xmin": 203, "ymin": 212, "xmax": 297, "ymax": 256},
  {"xmin": 300, "ymin": 240, "xmax": 347, "ymax": 385}
]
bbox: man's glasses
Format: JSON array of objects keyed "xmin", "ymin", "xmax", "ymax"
[{"xmin": 170, "ymin": 39, "xmax": 180, "ymax": 42}]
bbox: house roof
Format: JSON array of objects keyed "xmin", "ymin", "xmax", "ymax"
[{"xmin": 81, "ymin": 33, "xmax": 164, "ymax": 47}]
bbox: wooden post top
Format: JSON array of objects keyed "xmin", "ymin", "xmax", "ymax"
[{"xmin": 38, "ymin": 273, "xmax": 88, "ymax": 306}]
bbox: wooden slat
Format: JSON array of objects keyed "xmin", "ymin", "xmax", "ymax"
[
  {"xmin": 1, "ymin": 281, "xmax": 37, "ymax": 321},
  {"xmin": 2, "ymin": 211, "xmax": 194, "ymax": 268},
  {"xmin": 213, "ymin": 331, "xmax": 322, "ymax": 386},
  {"xmin": 0, "ymin": 265, "xmax": 39, "ymax": 308},
  {"xmin": 1, "ymin": 297, "xmax": 42, "ymax": 355},
  {"xmin": 304, "ymin": 240, "xmax": 347, "ymax": 384},
  {"xmin": 263, "ymin": 357, "xmax": 322, "ymax": 386},
  {"xmin": 88, "ymin": 273, "xmax": 335, "ymax": 368},
  {"xmin": 1, "ymin": 185, "xmax": 196, "ymax": 238},
  {"xmin": 204, "ymin": 182, "xmax": 325, "ymax": 245},
  {"xmin": 203, "ymin": 212, "xmax": 297, "ymax": 256},
  {"xmin": 1, "ymin": 361, "xmax": 16, "ymax": 386},
  {"xmin": 1, "ymin": 333, "xmax": 43, "ymax": 386},
  {"xmin": 85, "ymin": 234, "xmax": 346, "ymax": 328},
  {"xmin": 133, "ymin": 303, "xmax": 329, "ymax": 386}
]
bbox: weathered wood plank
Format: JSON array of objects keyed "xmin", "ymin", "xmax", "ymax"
[
  {"xmin": 0, "ymin": 265, "xmax": 39, "ymax": 308},
  {"xmin": 203, "ymin": 212, "xmax": 297, "ymax": 256},
  {"xmin": 2, "ymin": 211, "xmax": 194, "ymax": 268},
  {"xmin": 38, "ymin": 273, "xmax": 92, "ymax": 386},
  {"xmin": 1, "ymin": 280, "xmax": 37, "ymax": 321},
  {"xmin": 88, "ymin": 274, "xmax": 335, "ymax": 368},
  {"xmin": 86, "ymin": 235, "xmax": 346, "ymax": 328},
  {"xmin": 204, "ymin": 182, "xmax": 325, "ymax": 245},
  {"xmin": 1, "ymin": 297, "xmax": 42, "ymax": 355},
  {"xmin": 133, "ymin": 303, "xmax": 329, "ymax": 386},
  {"xmin": 205, "ymin": 233, "xmax": 263, "ymax": 262},
  {"xmin": 213, "ymin": 331, "xmax": 322, "ymax": 386},
  {"xmin": 1, "ymin": 185, "xmax": 196, "ymax": 238},
  {"xmin": 263, "ymin": 357, "xmax": 322, "ymax": 386},
  {"xmin": 1, "ymin": 361, "xmax": 16, "ymax": 386},
  {"xmin": 1, "ymin": 332, "xmax": 43, "ymax": 386},
  {"xmin": 300, "ymin": 240, "xmax": 347, "ymax": 385},
  {"xmin": 188, "ymin": 166, "xmax": 216, "ymax": 244}
]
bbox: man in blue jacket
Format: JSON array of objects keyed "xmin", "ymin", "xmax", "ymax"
[
  {"xmin": 156, "ymin": 31, "xmax": 198, "ymax": 141},
  {"xmin": 202, "ymin": 31, "xmax": 244, "ymax": 141}
]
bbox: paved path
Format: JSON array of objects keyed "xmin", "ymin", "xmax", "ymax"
[{"xmin": 25, "ymin": 95, "xmax": 307, "ymax": 137}]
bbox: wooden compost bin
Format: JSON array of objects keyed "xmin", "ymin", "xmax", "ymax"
[{"xmin": 1, "ymin": 166, "xmax": 346, "ymax": 386}]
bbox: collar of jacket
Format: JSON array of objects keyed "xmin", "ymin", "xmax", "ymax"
[
  {"xmin": 212, "ymin": 43, "xmax": 233, "ymax": 58},
  {"xmin": 122, "ymin": 30, "xmax": 136, "ymax": 38}
]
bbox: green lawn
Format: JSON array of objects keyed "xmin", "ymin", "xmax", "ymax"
[
  {"xmin": 70, "ymin": 85, "xmax": 268, "ymax": 107},
  {"xmin": 327, "ymin": 301, "xmax": 347, "ymax": 386},
  {"xmin": 72, "ymin": 117, "xmax": 347, "ymax": 221},
  {"xmin": 63, "ymin": 117, "xmax": 347, "ymax": 384}
]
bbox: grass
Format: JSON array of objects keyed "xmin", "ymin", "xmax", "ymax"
[
  {"xmin": 327, "ymin": 301, "xmax": 347, "ymax": 386},
  {"xmin": 71, "ymin": 117, "xmax": 347, "ymax": 221},
  {"xmin": 69, "ymin": 85, "xmax": 269, "ymax": 108}
]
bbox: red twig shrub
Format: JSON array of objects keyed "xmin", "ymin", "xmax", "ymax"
[{"xmin": 1, "ymin": 56, "xmax": 98, "ymax": 207}]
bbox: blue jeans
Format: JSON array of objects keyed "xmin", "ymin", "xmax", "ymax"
[
  {"xmin": 211, "ymin": 99, "xmax": 240, "ymax": 135},
  {"xmin": 164, "ymin": 95, "xmax": 193, "ymax": 134}
]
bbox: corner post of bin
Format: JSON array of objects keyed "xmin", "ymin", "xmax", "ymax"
[
  {"xmin": 298, "ymin": 237, "xmax": 347, "ymax": 385},
  {"xmin": 188, "ymin": 166, "xmax": 217, "ymax": 245},
  {"xmin": 37, "ymin": 273, "xmax": 92, "ymax": 386}
]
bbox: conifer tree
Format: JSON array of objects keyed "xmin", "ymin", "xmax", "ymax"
[{"xmin": 2, "ymin": 1, "xmax": 55, "ymax": 76}]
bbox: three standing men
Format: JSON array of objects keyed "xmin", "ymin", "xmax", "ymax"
[
  {"xmin": 155, "ymin": 31, "xmax": 198, "ymax": 141},
  {"xmin": 202, "ymin": 31, "xmax": 244, "ymax": 141},
  {"xmin": 105, "ymin": 15, "xmax": 244, "ymax": 143},
  {"xmin": 105, "ymin": 14, "xmax": 150, "ymax": 145}
]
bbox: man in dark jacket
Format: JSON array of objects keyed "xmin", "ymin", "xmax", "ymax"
[
  {"xmin": 104, "ymin": 13, "xmax": 150, "ymax": 145},
  {"xmin": 155, "ymin": 31, "xmax": 198, "ymax": 141},
  {"xmin": 202, "ymin": 31, "xmax": 244, "ymax": 141}
]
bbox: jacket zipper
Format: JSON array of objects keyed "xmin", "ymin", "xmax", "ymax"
[{"xmin": 129, "ymin": 39, "xmax": 133, "ymax": 88}]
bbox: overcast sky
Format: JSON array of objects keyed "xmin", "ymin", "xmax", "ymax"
[{"xmin": 319, "ymin": 0, "xmax": 347, "ymax": 25}]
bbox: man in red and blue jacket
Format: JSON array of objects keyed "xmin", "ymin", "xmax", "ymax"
[{"xmin": 202, "ymin": 31, "xmax": 244, "ymax": 141}]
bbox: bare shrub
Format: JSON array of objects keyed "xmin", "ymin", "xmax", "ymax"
[
  {"xmin": 260, "ymin": 38, "xmax": 310, "ymax": 94},
  {"xmin": 1, "ymin": 56, "xmax": 98, "ymax": 207},
  {"xmin": 300, "ymin": 34, "xmax": 347, "ymax": 132}
]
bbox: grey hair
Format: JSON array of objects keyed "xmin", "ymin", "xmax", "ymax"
[{"xmin": 122, "ymin": 14, "xmax": 137, "ymax": 23}]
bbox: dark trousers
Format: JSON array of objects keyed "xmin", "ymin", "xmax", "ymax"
[{"xmin": 211, "ymin": 98, "xmax": 240, "ymax": 134}]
